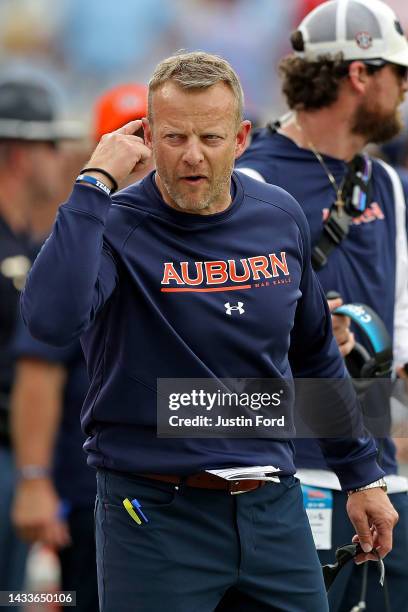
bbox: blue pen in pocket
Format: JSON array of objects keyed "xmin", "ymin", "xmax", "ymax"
[{"xmin": 131, "ymin": 498, "xmax": 149, "ymax": 523}]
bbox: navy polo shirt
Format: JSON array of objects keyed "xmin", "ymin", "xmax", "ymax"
[
  {"xmin": 0, "ymin": 216, "xmax": 32, "ymax": 396},
  {"xmin": 0, "ymin": 213, "xmax": 32, "ymax": 446}
]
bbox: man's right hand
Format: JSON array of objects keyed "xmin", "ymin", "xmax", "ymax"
[
  {"xmin": 347, "ymin": 487, "xmax": 399, "ymax": 562},
  {"xmin": 12, "ymin": 478, "xmax": 71, "ymax": 549},
  {"xmin": 328, "ymin": 297, "xmax": 355, "ymax": 357},
  {"xmin": 83, "ymin": 119, "xmax": 152, "ymax": 188}
]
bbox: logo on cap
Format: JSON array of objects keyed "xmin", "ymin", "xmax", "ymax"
[{"xmin": 355, "ymin": 31, "xmax": 373, "ymax": 50}]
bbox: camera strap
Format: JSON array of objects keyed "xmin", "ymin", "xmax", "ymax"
[
  {"xmin": 266, "ymin": 119, "xmax": 373, "ymax": 271},
  {"xmin": 311, "ymin": 154, "xmax": 372, "ymax": 270}
]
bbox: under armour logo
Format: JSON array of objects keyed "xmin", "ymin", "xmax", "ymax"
[{"xmin": 224, "ymin": 302, "xmax": 245, "ymax": 315}]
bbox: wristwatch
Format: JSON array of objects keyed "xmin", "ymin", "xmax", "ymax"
[
  {"xmin": 17, "ymin": 465, "xmax": 50, "ymax": 481},
  {"xmin": 347, "ymin": 477, "xmax": 387, "ymax": 496}
]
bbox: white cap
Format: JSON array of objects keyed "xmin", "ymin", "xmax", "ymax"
[{"xmin": 294, "ymin": 0, "xmax": 408, "ymax": 67}]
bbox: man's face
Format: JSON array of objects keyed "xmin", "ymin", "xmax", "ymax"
[
  {"xmin": 26, "ymin": 142, "xmax": 65, "ymax": 202},
  {"xmin": 351, "ymin": 64, "xmax": 408, "ymax": 143},
  {"xmin": 144, "ymin": 82, "xmax": 250, "ymax": 214}
]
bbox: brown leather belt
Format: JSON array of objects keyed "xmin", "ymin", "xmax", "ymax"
[{"xmin": 140, "ymin": 472, "xmax": 266, "ymax": 495}]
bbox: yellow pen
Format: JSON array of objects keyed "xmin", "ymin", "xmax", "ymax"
[{"xmin": 123, "ymin": 498, "xmax": 142, "ymax": 525}]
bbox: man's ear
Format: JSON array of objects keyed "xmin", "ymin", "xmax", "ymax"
[
  {"xmin": 348, "ymin": 61, "xmax": 371, "ymax": 94},
  {"xmin": 142, "ymin": 118, "xmax": 153, "ymax": 150},
  {"xmin": 235, "ymin": 120, "xmax": 252, "ymax": 158}
]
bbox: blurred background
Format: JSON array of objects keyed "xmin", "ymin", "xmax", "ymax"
[
  {"xmin": 1, "ymin": 0, "xmax": 408, "ymax": 129},
  {"xmin": 1, "ymin": 1, "xmax": 408, "ymax": 609},
  {"xmin": 0, "ymin": 0, "xmax": 299, "ymax": 128}
]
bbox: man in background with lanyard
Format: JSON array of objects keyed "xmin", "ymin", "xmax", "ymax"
[{"xmin": 237, "ymin": 0, "xmax": 408, "ymax": 610}]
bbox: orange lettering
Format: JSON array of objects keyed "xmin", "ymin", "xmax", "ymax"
[
  {"xmin": 161, "ymin": 262, "xmax": 184, "ymax": 285},
  {"xmin": 228, "ymin": 259, "xmax": 251, "ymax": 282},
  {"xmin": 270, "ymin": 252, "xmax": 289, "ymax": 277},
  {"xmin": 205, "ymin": 261, "xmax": 228, "ymax": 285},
  {"xmin": 180, "ymin": 261, "xmax": 204, "ymax": 286},
  {"xmin": 248, "ymin": 256, "xmax": 272, "ymax": 280}
]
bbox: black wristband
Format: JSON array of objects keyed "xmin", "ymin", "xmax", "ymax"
[{"xmin": 80, "ymin": 167, "xmax": 119, "ymax": 194}]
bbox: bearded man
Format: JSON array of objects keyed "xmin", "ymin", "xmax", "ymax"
[{"xmin": 237, "ymin": 1, "xmax": 408, "ymax": 610}]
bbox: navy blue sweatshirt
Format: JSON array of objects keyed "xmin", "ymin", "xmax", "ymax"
[
  {"xmin": 237, "ymin": 129, "xmax": 407, "ymax": 474},
  {"xmin": 21, "ymin": 171, "xmax": 383, "ymax": 489}
]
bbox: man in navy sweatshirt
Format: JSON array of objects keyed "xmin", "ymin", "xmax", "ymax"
[
  {"xmin": 22, "ymin": 51, "xmax": 397, "ymax": 612},
  {"xmin": 236, "ymin": 1, "xmax": 408, "ymax": 610}
]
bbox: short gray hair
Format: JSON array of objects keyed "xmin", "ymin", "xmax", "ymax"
[{"xmin": 148, "ymin": 51, "xmax": 244, "ymax": 123}]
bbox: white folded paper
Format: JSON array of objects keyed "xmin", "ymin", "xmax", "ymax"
[{"xmin": 206, "ymin": 465, "xmax": 281, "ymax": 482}]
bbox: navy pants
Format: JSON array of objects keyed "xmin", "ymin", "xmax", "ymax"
[
  {"xmin": 95, "ymin": 470, "xmax": 328, "ymax": 612},
  {"xmin": 317, "ymin": 490, "xmax": 408, "ymax": 612}
]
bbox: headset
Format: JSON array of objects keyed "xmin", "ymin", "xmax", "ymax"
[
  {"xmin": 323, "ymin": 543, "xmax": 389, "ymax": 612},
  {"xmin": 327, "ymin": 293, "xmax": 393, "ymax": 391}
]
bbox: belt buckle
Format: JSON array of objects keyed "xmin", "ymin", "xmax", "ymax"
[{"xmin": 229, "ymin": 480, "xmax": 249, "ymax": 495}]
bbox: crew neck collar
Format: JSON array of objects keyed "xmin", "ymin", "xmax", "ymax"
[{"xmin": 142, "ymin": 170, "xmax": 244, "ymax": 225}]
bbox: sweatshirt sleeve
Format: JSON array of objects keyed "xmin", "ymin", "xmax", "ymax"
[
  {"xmin": 21, "ymin": 184, "xmax": 118, "ymax": 346},
  {"xmin": 289, "ymin": 205, "xmax": 384, "ymax": 490}
]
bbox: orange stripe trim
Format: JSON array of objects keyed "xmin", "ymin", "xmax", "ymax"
[{"xmin": 161, "ymin": 284, "xmax": 252, "ymax": 293}]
